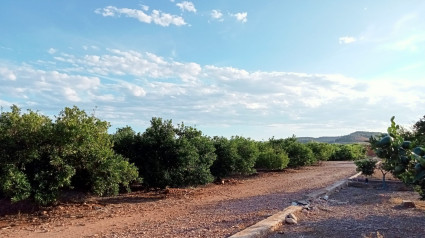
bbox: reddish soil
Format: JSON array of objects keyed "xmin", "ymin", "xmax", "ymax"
[{"xmin": 0, "ymin": 161, "xmax": 357, "ymax": 238}]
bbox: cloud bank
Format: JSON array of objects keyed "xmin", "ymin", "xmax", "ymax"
[
  {"xmin": 1, "ymin": 48, "xmax": 424, "ymax": 138},
  {"xmin": 95, "ymin": 6, "xmax": 186, "ymax": 27}
]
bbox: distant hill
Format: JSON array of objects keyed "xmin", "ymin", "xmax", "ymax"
[{"xmin": 297, "ymin": 131, "xmax": 382, "ymax": 144}]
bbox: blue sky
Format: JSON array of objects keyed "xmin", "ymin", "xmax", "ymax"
[{"xmin": 1, "ymin": 0, "xmax": 425, "ymax": 139}]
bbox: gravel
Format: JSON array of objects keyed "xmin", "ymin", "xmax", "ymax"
[{"xmin": 270, "ymin": 180, "xmax": 425, "ymax": 238}]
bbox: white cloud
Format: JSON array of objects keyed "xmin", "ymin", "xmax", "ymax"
[
  {"xmin": 63, "ymin": 87, "xmax": 81, "ymax": 102},
  {"xmin": 151, "ymin": 10, "xmax": 186, "ymax": 27},
  {"xmin": 232, "ymin": 12, "xmax": 248, "ymax": 23},
  {"xmin": 83, "ymin": 45, "xmax": 99, "ymax": 51},
  {"xmin": 0, "ymin": 65, "xmax": 102, "ymax": 110},
  {"xmin": 211, "ymin": 10, "xmax": 223, "ymax": 21},
  {"xmin": 176, "ymin": 1, "xmax": 196, "ymax": 13},
  {"xmin": 55, "ymin": 49, "xmax": 202, "ymax": 83},
  {"xmin": 48, "ymin": 48, "xmax": 57, "ymax": 54},
  {"xmin": 95, "ymin": 6, "xmax": 186, "ymax": 27},
  {"xmin": 140, "ymin": 5, "xmax": 149, "ymax": 12},
  {"xmin": 0, "ymin": 67, "xmax": 17, "ymax": 80},
  {"xmin": 339, "ymin": 36, "xmax": 357, "ymax": 44},
  {"xmin": 121, "ymin": 82, "xmax": 146, "ymax": 97}
]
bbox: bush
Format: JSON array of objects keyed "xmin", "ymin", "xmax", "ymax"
[
  {"xmin": 306, "ymin": 142, "xmax": 334, "ymax": 162},
  {"xmin": 231, "ymin": 136, "xmax": 259, "ymax": 175},
  {"xmin": 286, "ymin": 142, "xmax": 316, "ymax": 167},
  {"xmin": 0, "ymin": 105, "xmax": 140, "ymax": 205},
  {"xmin": 0, "ymin": 165, "xmax": 31, "ymax": 203},
  {"xmin": 130, "ymin": 118, "xmax": 216, "ymax": 188},
  {"xmin": 355, "ymin": 158, "xmax": 377, "ymax": 176},
  {"xmin": 330, "ymin": 144, "xmax": 366, "ymax": 161},
  {"xmin": 210, "ymin": 137, "xmax": 237, "ymax": 178},
  {"xmin": 255, "ymin": 144, "xmax": 289, "ymax": 170},
  {"xmin": 210, "ymin": 136, "xmax": 259, "ymax": 177}
]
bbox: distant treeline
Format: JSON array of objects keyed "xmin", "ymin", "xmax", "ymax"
[{"xmin": 0, "ymin": 105, "xmax": 367, "ymax": 205}]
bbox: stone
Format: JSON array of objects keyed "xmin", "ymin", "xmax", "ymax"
[
  {"xmin": 296, "ymin": 200, "xmax": 310, "ymax": 206},
  {"xmin": 287, "ymin": 213, "xmax": 298, "ymax": 222},
  {"xmin": 285, "ymin": 217, "xmax": 297, "ymax": 224},
  {"xmin": 402, "ymin": 200, "xmax": 416, "ymax": 208}
]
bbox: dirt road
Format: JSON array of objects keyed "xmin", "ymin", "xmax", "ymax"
[{"xmin": 0, "ymin": 161, "xmax": 356, "ymax": 238}]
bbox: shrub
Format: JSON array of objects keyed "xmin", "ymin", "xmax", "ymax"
[
  {"xmin": 355, "ymin": 158, "xmax": 377, "ymax": 176},
  {"xmin": 286, "ymin": 142, "xmax": 316, "ymax": 167},
  {"xmin": 210, "ymin": 137, "xmax": 237, "ymax": 178},
  {"xmin": 0, "ymin": 105, "xmax": 139, "ymax": 205},
  {"xmin": 210, "ymin": 136, "xmax": 260, "ymax": 177},
  {"xmin": 231, "ymin": 136, "xmax": 259, "ymax": 175},
  {"xmin": 0, "ymin": 165, "xmax": 31, "ymax": 203},
  {"xmin": 267, "ymin": 137, "xmax": 315, "ymax": 167},
  {"xmin": 132, "ymin": 118, "xmax": 216, "ymax": 188},
  {"xmin": 330, "ymin": 144, "xmax": 366, "ymax": 161},
  {"xmin": 306, "ymin": 142, "xmax": 334, "ymax": 162},
  {"xmin": 255, "ymin": 145, "xmax": 289, "ymax": 170}
]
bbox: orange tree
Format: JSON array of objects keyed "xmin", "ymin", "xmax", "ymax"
[
  {"xmin": 371, "ymin": 117, "xmax": 425, "ymax": 199},
  {"xmin": 0, "ymin": 106, "xmax": 139, "ymax": 205}
]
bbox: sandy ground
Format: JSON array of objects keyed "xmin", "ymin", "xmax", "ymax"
[{"xmin": 0, "ymin": 161, "xmax": 357, "ymax": 238}]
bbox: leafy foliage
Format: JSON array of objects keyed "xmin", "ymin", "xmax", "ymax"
[
  {"xmin": 413, "ymin": 115, "xmax": 425, "ymax": 145},
  {"xmin": 371, "ymin": 116, "xmax": 425, "ymax": 199},
  {"xmin": 0, "ymin": 106, "xmax": 139, "ymax": 205},
  {"xmin": 354, "ymin": 158, "xmax": 377, "ymax": 176},
  {"xmin": 119, "ymin": 118, "xmax": 216, "ymax": 188},
  {"xmin": 210, "ymin": 136, "xmax": 260, "ymax": 177},
  {"xmin": 255, "ymin": 142, "xmax": 289, "ymax": 170},
  {"xmin": 306, "ymin": 142, "xmax": 334, "ymax": 162},
  {"xmin": 329, "ymin": 144, "xmax": 366, "ymax": 161},
  {"xmin": 210, "ymin": 137, "xmax": 238, "ymax": 178},
  {"xmin": 269, "ymin": 137, "xmax": 316, "ymax": 167},
  {"xmin": 230, "ymin": 136, "xmax": 259, "ymax": 175}
]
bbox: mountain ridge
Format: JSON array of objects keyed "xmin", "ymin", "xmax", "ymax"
[{"xmin": 297, "ymin": 131, "xmax": 382, "ymax": 144}]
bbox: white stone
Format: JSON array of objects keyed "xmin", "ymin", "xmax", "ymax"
[
  {"xmin": 285, "ymin": 217, "xmax": 297, "ymax": 224},
  {"xmin": 287, "ymin": 213, "xmax": 298, "ymax": 222}
]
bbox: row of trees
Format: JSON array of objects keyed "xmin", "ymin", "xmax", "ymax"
[
  {"xmin": 112, "ymin": 119, "xmax": 367, "ymax": 188},
  {"xmin": 0, "ymin": 105, "xmax": 367, "ymax": 205}
]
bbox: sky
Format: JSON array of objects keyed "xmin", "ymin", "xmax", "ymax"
[{"xmin": 1, "ymin": 0, "xmax": 425, "ymax": 140}]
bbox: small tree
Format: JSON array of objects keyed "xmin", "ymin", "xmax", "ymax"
[
  {"xmin": 255, "ymin": 142, "xmax": 289, "ymax": 170},
  {"xmin": 268, "ymin": 137, "xmax": 315, "ymax": 167},
  {"xmin": 371, "ymin": 116, "xmax": 425, "ymax": 197},
  {"xmin": 210, "ymin": 136, "xmax": 238, "ymax": 178},
  {"xmin": 134, "ymin": 118, "xmax": 216, "ymax": 188},
  {"xmin": 354, "ymin": 158, "xmax": 377, "ymax": 182},
  {"xmin": 231, "ymin": 136, "xmax": 259, "ymax": 175},
  {"xmin": 306, "ymin": 142, "xmax": 334, "ymax": 163}
]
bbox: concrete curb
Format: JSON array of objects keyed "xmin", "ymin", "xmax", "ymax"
[
  {"xmin": 229, "ymin": 171, "xmax": 364, "ymax": 238},
  {"xmin": 228, "ymin": 206, "xmax": 302, "ymax": 238}
]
